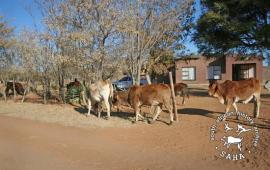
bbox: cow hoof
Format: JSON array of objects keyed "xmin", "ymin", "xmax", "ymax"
[{"xmin": 168, "ymin": 121, "xmax": 173, "ymax": 126}]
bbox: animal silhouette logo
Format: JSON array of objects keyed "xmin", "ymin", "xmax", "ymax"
[
  {"xmin": 221, "ymin": 136, "xmax": 243, "ymax": 151},
  {"xmin": 236, "ymin": 124, "xmax": 251, "ymax": 136},
  {"xmin": 210, "ymin": 112, "xmax": 260, "ymax": 161}
]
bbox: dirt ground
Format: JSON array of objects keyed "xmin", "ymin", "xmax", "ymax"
[{"xmin": 0, "ymin": 87, "xmax": 270, "ymax": 170}]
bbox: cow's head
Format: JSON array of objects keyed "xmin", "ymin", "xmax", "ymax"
[
  {"xmin": 208, "ymin": 81, "xmax": 218, "ymax": 96},
  {"xmin": 112, "ymin": 92, "xmax": 119, "ymax": 106}
]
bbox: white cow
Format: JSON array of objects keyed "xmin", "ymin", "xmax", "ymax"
[
  {"xmin": 221, "ymin": 136, "xmax": 243, "ymax": 151},
  {"xmin": 86, "ymin": 80, "xmax": 113, "ymax": 119}
]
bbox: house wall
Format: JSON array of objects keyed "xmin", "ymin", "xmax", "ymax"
[
  {"xmin": 263, "ymin": 67, "xmax": 270, "ymax": 83},
  {"xmin": 225, "ymin": 57, "xmax": 263, "ymax": 82},
  {"xmin": 175, "ymin": 56, "xmax": 263, "ymax": 84}
]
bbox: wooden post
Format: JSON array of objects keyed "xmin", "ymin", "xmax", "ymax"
[{"xmin": 169, "ymin": 72, "xmax": 177, "ymax": 121}]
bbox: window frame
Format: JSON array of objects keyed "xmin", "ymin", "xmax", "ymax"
[
  {"xmin": 181, "ymin": 67, "xmax": 196, "ymax": 81},
  {"xmin": 207, "ymin": 65, "xmax": 221, "ymax": 80}
]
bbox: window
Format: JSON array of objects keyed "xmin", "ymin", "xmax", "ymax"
[
  {"xmin": 182, "ymin": 67, "xmax": 195, "ymax": 80},
  {"xmin": 239, "ymin": 64, "xmax": 255, "ymax": 79},
  {"xmin": 208, "ymin": 66, "xmax": 221, "ymax": 80}
]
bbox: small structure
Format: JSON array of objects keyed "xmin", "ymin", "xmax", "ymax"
[{"xmin": 174, "ymin": 55, "xmax": 264, "ymax": 84}]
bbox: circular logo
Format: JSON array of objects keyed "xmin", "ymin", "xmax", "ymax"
[{"xmin": 210, "ymin": 112, "xmax": 259, "ymax": 161}]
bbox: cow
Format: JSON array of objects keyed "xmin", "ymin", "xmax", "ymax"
[
  {"xmin": 66, "ymin": 78, "xmax": 81, "ymax": 90},
  {"xmin": 174, "ymin": 83, "xmax": 189, "ymax": 105},
  {"xmin": 5, "ymin": 82, "xmax": 25, "ymax": 96},
  {"xmin": 86, "ymin": 80, "xmax": 113, "ymax": 119},
  {"xmin": 128, "ymin": 84, "xmax": 174, "ymax": 125},
  {"xmin": 208, "ymin": 78, "xmax": 261, "ymax": 118},
  {"xmin": 264, "ymin": 80, "xmax": 270, "ymax": 92},
  {"xmin": 112, "ymin": 90, "xmax": 129, "ymax": 112}
]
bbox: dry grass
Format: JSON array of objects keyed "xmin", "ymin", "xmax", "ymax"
[{"xmin": 0, "ymin": 100, "xmax": 134, "ymax": 128}]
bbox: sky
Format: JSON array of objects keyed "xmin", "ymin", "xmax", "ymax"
[{"xmin": 0, "ymin": 0, "xmax": 199, "ymax": 53}]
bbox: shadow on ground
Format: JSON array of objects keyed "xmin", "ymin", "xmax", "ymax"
[
  {"xmin": 74, "ymin": 106, "xmax": 173, "ymax": 125},
  {"xmin": 178, "ymin": 108, "xmax": 270, "ymax": 130},
  {"xmin": 74, "ymin": 106, "xmax": 134, "ymax": 121},
  {"xmin": 189, "ymin": 88, "xmax": 209, "ymax": 97}
]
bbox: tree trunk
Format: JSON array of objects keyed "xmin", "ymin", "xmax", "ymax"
[
  {"xmin": 1, "ymin": 78, "xmax": 7, "ymax": 102},
  {"xmin": 13, "ymin": 78, "xmax": 16, "ymax": 101},
  {"xmin": 58, "ymin": 69, "xmax": 65, "ymax": 103},
  {"xmin": 21, "ymin": 79, "xmax": 30, "ymax": 103},
  {"xmin": 43, "ymin": 77, "xmax": 50, "ymax": 104}
]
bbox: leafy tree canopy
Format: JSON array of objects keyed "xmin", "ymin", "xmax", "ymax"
[{"xmin": 194, "ymin": 0, "xmax": 270, "ymax": 57}]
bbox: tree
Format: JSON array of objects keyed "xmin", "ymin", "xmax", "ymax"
[
  {"xmin": 118, "ymin": 0, "xmax": 194, "ymax": 84},
  {"xmin": 194, "ymin": 0, "xmax": 270, "ymax": 58},
  {"xmin": 0, "ymin": 16, "xmax": 15, "ymax": 83}
]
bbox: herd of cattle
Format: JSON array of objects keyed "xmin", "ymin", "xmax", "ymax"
[{"xmin": 2, "ymin": 78, "xmax": 270, "ymax": 125}]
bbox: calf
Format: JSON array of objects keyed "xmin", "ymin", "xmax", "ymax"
[
  {"xmin": 174, "ymin": 83, "xmax": 189, "ymax": 105},
  {"xmin": 128, "ymin": 84, "xmax": 173, "ymax": 125},
  {"xmin": 112, "ymin": 90, "xmax": 129, "ymax": 112},
  {"xmin": 208, "ymin": 78, "xmax": 261, "ymax": 118},
  {"xmin": 86, "ymin": 80, "xmax": 113, "ymax": 119}
]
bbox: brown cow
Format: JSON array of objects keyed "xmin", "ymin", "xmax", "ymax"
[
  {"xmin": 174, "ymin": 83, "xmax": 189, "ymax": 105},
  {"xmin": 208, "ymin": 78, "xmax": 261, "ymax": 118},
  {"xmin": 5, "ymin": 82, "xmax": 25, "ymax": 96},
  {"xmin": 112, "ymin": 90, "xmax": 129, "ymax": 112},
  {"xmin": 128, "ymin": 84, "xmax": 173, "ymax": 125}
]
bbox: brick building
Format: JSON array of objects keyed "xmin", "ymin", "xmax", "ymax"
[{"xmin": 174, "ymin": 55, "xmax": 264, "ymax": 85}]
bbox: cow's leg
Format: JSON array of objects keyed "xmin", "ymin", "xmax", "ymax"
[
  {"xmin": 253, "ymin": 93, "xmax": 261, "ymax": 118},
  {"xmin": 225, "ymin": 98, "xmax": 233, "ymax": 113},
  {"xmin": 96, "ymin": 103, "xmax": 101, "ymax": 118},
  {"xmin": 5, "ymin": 87, "xmax": 9, "ymax": 97},
  {"xmin": 242, "ymin": 95, "xmax": 253, "ymax": 104},
  {"xmin": 87, "ymin": 99, "xmax": 91, "ymax": 116},
  {"xmin": 182, "ymin": 95, "xmax": 186, "ymax": 105},
  {"xmin": 242, "ymin": 95, "xmax": 254, "ymax": 104},
  {"xmin": 104, "ymin": 99, "xmax": 110, "ymax": 119},
  {"xmin": 151, "ymin": 106, "xmax": 162, "ymax": 124},
  {"xmin": 135, "ymin": 107, "xmax": 142, "ymax": 122},
  {"xmin": 232, "ymin": 102, "xmax": 239, "ymax": 119}
]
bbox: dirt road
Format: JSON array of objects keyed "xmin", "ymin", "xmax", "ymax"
[{"xmin": 0, "ymin": 88, "xmax": 269, "ymax": 170}]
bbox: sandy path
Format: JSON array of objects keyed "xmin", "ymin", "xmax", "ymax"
[{"xmin": 0, "ymin": 88, "xmax": 269, "ymax": 170}]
